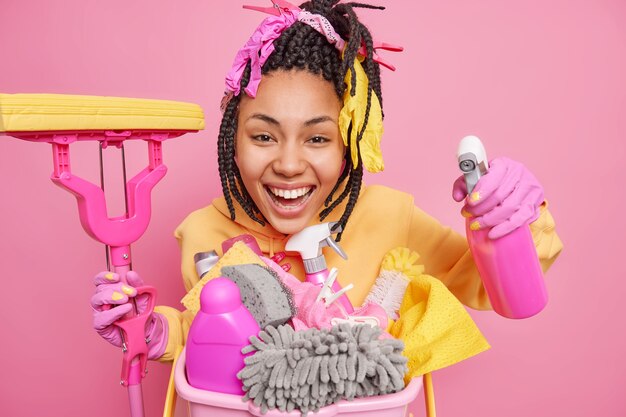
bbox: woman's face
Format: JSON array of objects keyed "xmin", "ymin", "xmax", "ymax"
[{"xmin": 235, "ymin": 70, "xmax": 345, "ymax": 235}]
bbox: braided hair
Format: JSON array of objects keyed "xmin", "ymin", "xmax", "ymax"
[{"xmin": 217, "ymin": 0, "xmax": 385, "ymax": 240}]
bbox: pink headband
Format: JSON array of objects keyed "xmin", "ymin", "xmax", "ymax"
[
  {"xmin": 225, "ymin": 2, "xmax": 346, "ymax": 99},
  {"xmin": 223, "ymin": 1, "xmax": 403, "ymax": 104}
]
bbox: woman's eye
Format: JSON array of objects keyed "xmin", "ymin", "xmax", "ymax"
[
  {"xmin": 308, "ymin": 136, "xmax": 329, "ymax": 144},
  {"xmin": 253, "ymin": 134, "xmax": 273, "ymax": 142}
]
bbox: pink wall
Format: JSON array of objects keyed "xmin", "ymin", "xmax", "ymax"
[{"xmin": 0, "ymin": 1, "xmax": 624, "ymax": 416}]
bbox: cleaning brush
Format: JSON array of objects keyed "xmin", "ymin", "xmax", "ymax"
[
  {"xmin": 237, "ymin": 323, "xmax": 408, "ymax": 416},
  {"xmin": 365, "ymin": 247, "xmax": 425, "ymax": 320}
]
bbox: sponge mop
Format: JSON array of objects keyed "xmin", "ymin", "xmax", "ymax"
[{"xmin": 0, "ymin": 93, "xmax": 205, "ymax": 132}]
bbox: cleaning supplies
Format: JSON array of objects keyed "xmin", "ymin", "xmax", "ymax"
[
  {"xmin": 194, "ymin": 250, "xmax": 219, "ymax": 279},
  {"xmin": 237, "ymin": 323, "xmax": 408, "ymax": 416},
  {"xmin": 221, "ymin": 264, "xmax": 296, "ymax": 328},
  {"xmin": 388, "ymin": 271, "xmax": 489, "ymax": 378},
  {"xmin": 365, "ymin": 248, "xmax": 424, "ymax": 320},
  {"xmin": 182, "ymin": 241, "xmax": 266, "ymax": 315},
  {"xmin": 285, "ymin": 222, "xmax": 354, "ymax": 313},
  {"xmin": 174, "ymin": 349, "xmax": 422, "ymax": 417},
  {"xmin": 185, "ymin": 277, "xmax": 261, "ymax": 395},
  {"xmin": 457, "ymin": 135, "xmax": 548, "ymax": 319},
  {"xmin": 193, "ymin": 235, "xmax": 262, "ymax": 282},
  {"xmin": 186, "ymin": 261, "xmax": 296, "ymax": 394},
  {"xmin": 263, "ymin": 255, "xmax": 388, "ymax": 332},
  {"xmin": 222, "ymin": 234, "xmax": 263, "ymax": 255}
]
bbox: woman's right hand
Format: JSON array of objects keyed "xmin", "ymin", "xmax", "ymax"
[{"xmin": 90, "ymin": 271, "xmax": 166, "ymax": 359}]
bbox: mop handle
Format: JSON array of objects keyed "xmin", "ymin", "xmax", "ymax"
[
  {"xmin": 113, "ymin": 275, "xmax": 158, "ymax": 386},
  {"xmin": 9, "ymin": 130, "xmax": 193, "ymax": 417},
  {"xmin": 103, "ymin": 265, "xmax": 157, "ymax": 417},
  {"xmin": 54, "ymin": 132, "xmax": 164, "ymax": 416}
]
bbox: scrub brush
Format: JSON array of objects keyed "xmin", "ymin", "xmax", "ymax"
[
  {"xmin": 237, "ymin": 323, "xmax": 408, "ymax": 416},
  {"xmin": 365, "ymin": 247, "xmax": 424, "ymax": 320}
]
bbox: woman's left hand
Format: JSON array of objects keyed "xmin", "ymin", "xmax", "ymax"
[{"xmin": 452, "ymin": 157, "xmax": 545, "ymax": 239}]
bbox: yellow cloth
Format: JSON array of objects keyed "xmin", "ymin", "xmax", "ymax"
[
  {"xmin": 389, "ymin": 274, "xmax": 490, "ymax": 378},
  {"xmin": 380, "ymin": 247, "xmax": 489, "ymax": 377},
  {"xmin": 0, "ymin": 93, "xmax": 205, "ymax": 132},
  {"xmin": 158, "ymin": 185, "xmax": 562, "ymax": 361},
  {"xmin": 338, "ymin": 58, "xmax": 384, "ymax": 173},
  {"xmin": 180, "ymin": 241, "xmax": 264, "ymax": 315}
]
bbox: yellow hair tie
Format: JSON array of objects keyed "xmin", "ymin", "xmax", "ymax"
[{"xmin": 338, "ymin": 57, "xmax": 385, "ymax": 173}]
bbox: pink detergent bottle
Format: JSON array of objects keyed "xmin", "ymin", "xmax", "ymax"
[
  {"xmin": 458, "ymin": 136, "xmax": 548, "ymax": 319},
  {"xmin": 185, "ymin": 277, "xmax": 260, "ymax": 394}
]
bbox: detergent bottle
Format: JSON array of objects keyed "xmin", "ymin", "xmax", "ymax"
[
  {"xmin": 185, "ymin": 277, "xmax": 260, "ymax": 394},
  {"xmin": 458, "ymin": 135, "xmax": 548, "ymax": 319}
]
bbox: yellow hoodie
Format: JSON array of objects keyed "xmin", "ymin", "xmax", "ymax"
[{"xmin": 154, "ymin": 185, "xmax": 562, "ymax": 361}]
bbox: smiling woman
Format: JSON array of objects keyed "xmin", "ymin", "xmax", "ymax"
[
  {"xmin": 82, "ymin": 1, "xmax": 563, "ymax": 416},
  {"xmin": 235, "ymin": 70, "xmax": 345, "ymax": 235}
]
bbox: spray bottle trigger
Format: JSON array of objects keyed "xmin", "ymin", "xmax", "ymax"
[{"xmin": 324, "ymin": 236, "xmax": 348, "ymax": 260}]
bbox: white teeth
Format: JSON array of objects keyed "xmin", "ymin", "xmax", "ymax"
[{"xmin": 269, "ymin": 186, "xmax": 312, "ymax": 199}]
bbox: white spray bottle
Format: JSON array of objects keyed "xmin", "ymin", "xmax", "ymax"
[{"xmin": 285, "ymin": 222, "xmax": 354, "ymax": 313}]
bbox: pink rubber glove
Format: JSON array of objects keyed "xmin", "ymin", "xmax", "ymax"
[
  {"xmin": 260, "ymin": 257, "xmax": 388, "ymax": 332},
  {"xmin": 90, "ymin": 271, "xmax": 167, "ymax": 360},
  {"xmin": 452, "ymin": 157, "xmax": 545, "ymax": 239},
  {"xmin": 270, "ymin": 251, "xmax": 292, "ymax": 272}
]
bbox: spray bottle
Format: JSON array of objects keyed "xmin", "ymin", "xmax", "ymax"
[
  {"xmin": 285, "ymin": 222, "xmax": 354, "ymax": 313},
  {"xmin": 458, "ymin": 135, "xmax": 548, "ymax": 319}
]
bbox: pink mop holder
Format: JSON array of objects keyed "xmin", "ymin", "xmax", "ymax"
[{"xmin": 6, "ymin": 128, "xmax": 196, "ymax": 417}]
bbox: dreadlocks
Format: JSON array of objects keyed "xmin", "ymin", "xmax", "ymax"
[{"xmin": 217, "ymin": 0, "xmax": 385, "ymax": 240}]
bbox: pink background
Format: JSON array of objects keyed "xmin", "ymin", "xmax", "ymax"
[{"xmin": 1, "ymin": 0, "xmax": 624, "ymax": 416}]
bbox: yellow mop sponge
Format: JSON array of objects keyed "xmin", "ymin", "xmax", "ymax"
[
  {"xmin": 0, "ymin": 93, "xmax": 204, "ymax": 132},
  {"xmin": 181, "ymin": 242, "xmax": 265, "ymax": 315}
]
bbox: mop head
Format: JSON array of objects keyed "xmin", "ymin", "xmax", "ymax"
[
  {"xmin": 0, "ymin": 93, "xmax": 205, "ymax": 132},
  {"xmin": 221, "ymin": 264, "xmax": 296, "ymax": 329},
  {"xmin": 238, "ymin": 323, "xmax": 408, "ymax": 416}
]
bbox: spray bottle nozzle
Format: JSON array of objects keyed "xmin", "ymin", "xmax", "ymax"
[
  {"xmin": 322, "ymin": 222, "xmax": 347, "ymax": 260},
  {"xmin": 286, "ymin": 222, "xmax": 355, "ymax": 312},
  {"xmin": 457, "ymin": 135, "xmax": 489, "ymax": 194},
  {"xmin": 286, "ymin": 222, "xmax": 348, "ymax": 261}
]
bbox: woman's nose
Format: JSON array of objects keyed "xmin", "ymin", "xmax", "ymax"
[{"xmin": 272, "ymin": 144, "xmax": 306, "ymax": 177}]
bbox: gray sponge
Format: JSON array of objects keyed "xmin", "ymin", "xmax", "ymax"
[{"xmin": 220, "ymin": 264, "xmax": 296, "ymax": 328}]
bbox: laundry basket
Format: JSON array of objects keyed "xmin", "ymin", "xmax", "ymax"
[{"xmin": 174, "ymin": 348, "xmax": 422, "ymax": 417}]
